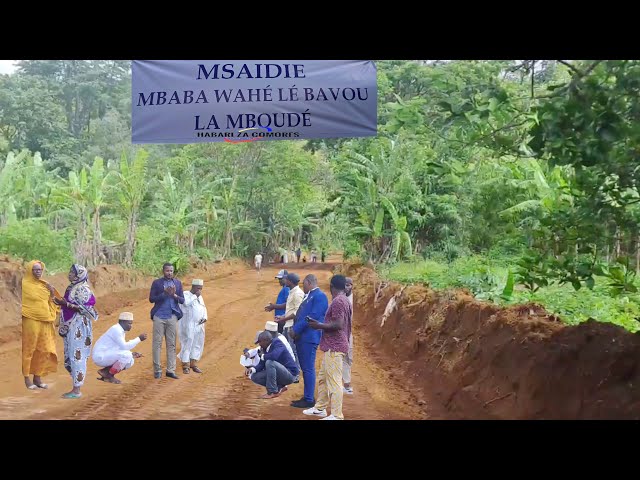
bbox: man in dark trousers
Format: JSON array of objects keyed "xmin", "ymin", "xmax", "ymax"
[
  {"xmin": 289, "ymin": 274, "xmax": 329, "ymax": 409},
  {"xmin": 245, "ymin": 331, "xmax": 299, "ymax": 399},
  {"xmin": 149, "ymin": 263, "xmax": 185, "ymax": 380}
]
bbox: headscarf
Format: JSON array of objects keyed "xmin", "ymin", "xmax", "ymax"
[
  {"xmin": 71, "ymin": 264, "xmax": 89, "ymax": 284},
  {"xmin": 68, "ymin": 264, "xmax": 93, "ymax": 307},
  {"xmin": 21, "ymin": 260, "xmax": 60, "ymax": 322}
]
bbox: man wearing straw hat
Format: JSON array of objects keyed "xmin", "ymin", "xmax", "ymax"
[
  {"xmin": 178, "ymin": 279, "xmax": 208, "ymax": 374},
  {"xmin": 93, "ymin": 312, "xmax": 147, "ymax": 384}
]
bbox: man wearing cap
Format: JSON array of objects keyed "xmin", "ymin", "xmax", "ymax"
[
  {"xmin": 240, "ymin": 322, "xmax": 298, "ymax": 376},
  {"xmin": 92, "ymin": 312, "xmax": 148, "ymax": 384},
  {"xmin": 303, "ymin": 275, "xmax": 352, "ymax": 420},
  {"xmin": 178, "ymin": 279, "xmax": 207, "ymax": 375},
  {"xmin": 274, "ymin": 273, "xmax": 305, "ymax": 363},
  {"xmin": 245, "ymin": 331, "xmax": 299, "ymax": 399},
  {"xmin": 149, "ymin": 263, "xmax": 185, "ymax": 380},
  {"xmin": 264, "ymin": 270, "xmax": 289, "ymax": 334},
  {"xmin": 289, "ymin": 274, "xmax": 329, "ymax": 409}
]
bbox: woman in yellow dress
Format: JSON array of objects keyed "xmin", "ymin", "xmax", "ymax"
[{"xmin": 21, "ymin": 260, "xmax": 60, "ymax": 390}]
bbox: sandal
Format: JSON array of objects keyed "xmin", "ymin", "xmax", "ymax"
[
  {"xmin": 62, "ymin": 392, "xmax": 82, "ymax": 399},
  {"xmin": 183, "ymin": 367, "xmax": 190, "ymax": 374},
  {"xmin": 97, "ymin": 376, "xmax": 121, "ymax": 384},
  {"xmin": 27, "ymin": 384, "xmax": 38, "ymax": 390},
  {"xmin": 191, "ymin": 366, "xmax": 202, "ymax": 374},
  {"xmin": 35, "ymin": 383, "xmax": 49, "ymax": 389}
]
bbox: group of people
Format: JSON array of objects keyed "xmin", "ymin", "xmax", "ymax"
[
  {"xmin": 21, "ymin": 258, "xmax": 354, "ymax": 420},
  {"xmin": 253, "ymin": 247, "xmax": 327, "ymax": 272},
  {"xmin": 20, "ymin": 260, "xmax": 210, "ymax": 398},
  {"xmin": 243, "ymin": 269, "xmax": 354, "ymax": 420}
]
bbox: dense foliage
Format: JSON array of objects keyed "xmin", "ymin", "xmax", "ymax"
[{"xmin": 2, "ymin": 59, "xmax": 640, "ymax": 330}]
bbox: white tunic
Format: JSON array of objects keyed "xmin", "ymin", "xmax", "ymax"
[
  {"xmin": 92, "ymin": 323, "xmax": 141, "ymax": 367},
  {"xmin": 178, "ymin": 291, "xmax": 207, "ymax": 362}
]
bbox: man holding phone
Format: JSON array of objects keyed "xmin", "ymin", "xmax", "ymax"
[
  {"xmin": 289, "ymin": 274, "xmax": 329, "ymax": 409},
  {"xmin": 303, "ymin": 275, "xmax": 352, "ymax": 420},
  {"xmin": 178, "ymin": 279, "xmax": 208, "ymax": 375}
]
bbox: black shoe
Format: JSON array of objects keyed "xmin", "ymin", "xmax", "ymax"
[
  {"xmin": 291, "ymin": 399, "xmax": 315, "ymax": 408},
  {"xmin": 154, "ymin": 372, "xmax": 162, "ymax": 379},
  {"xmin": 166, "ymin": 372, "xmax": 179, "ymax": 379}
]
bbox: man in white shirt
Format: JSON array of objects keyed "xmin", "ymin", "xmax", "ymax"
[
  {"xmin": 93, "ymin": 312, "xmax": 147, "ymax": 384},
  {"xmin": 343, "ymin": 277, "xmax": 354, "ymax": 395},
  {"xmin": 274, "ymin": 273, "xmax": 305, "ymax": 363},
  {"xmin": 254, "ymin": 253, "xmax": 263, "ymax": 272},
  {"xmin": 178, "ymin": 279, "xmax": 208, "ymax": 374}
]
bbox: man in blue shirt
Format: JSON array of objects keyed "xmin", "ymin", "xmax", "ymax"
[
  {"xmin": 149, "ymin": 263, "xmax": 185, "ymax": 380},
  {"xmin": 289, "ymin": 274, "xmax": 329, "ymax": 409},
  {"xmin": 264, "ymin": 269, "xmax": 289, "ymax": 334},
  {"xmin": 245, "ymin": 330, "xmax": 299, "ymax": 399}
]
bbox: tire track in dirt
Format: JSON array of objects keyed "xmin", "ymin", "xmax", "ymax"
[{"xmin": 1, "ymin": 259, "xmax": 426, "ymax": 420}]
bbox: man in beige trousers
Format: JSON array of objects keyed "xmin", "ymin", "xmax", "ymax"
[
  {"xmin": 343, "ymin": 277, "xmax": 354, "ymax": 395},
  {"xmin": 149, "ymin": 263, "xmax": 185, "ymax": 380}
]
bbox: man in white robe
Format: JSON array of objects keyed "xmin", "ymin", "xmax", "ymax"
[
  {"xmin": 93, "ymin": 311, "xmax": 147, "ymax": 384},
  {"xmin": 178, "ymin": 279, "xmax": 207, "ymax": 374}
]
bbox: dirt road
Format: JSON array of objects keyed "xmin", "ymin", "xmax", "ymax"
[{"xmin": 0, "ymin": 260, "xmax": 427, "ymax": 420}]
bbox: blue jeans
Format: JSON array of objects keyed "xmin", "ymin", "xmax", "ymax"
[
  {"xmin": 296, "ymin": 341, "xmax": 318, "ymax": 402},
  {"xmin": 251, "ymin": 360, "xmax": 296, "ymax": 394}
]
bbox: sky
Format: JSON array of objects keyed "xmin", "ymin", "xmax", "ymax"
[{"xmin": 0, "ymin": 60, "xmax": 17, "ymax": 74}]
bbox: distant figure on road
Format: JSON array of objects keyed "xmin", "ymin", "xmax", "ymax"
[
  {"xmin": 93, "ymin": 312, "xmax": 147, "ymax": 384},
  {"xmin": 289, "ymin": 274, "xmax": 329, "ymax": 409},
  {"xmin": 178, "ymin": 279, "xmax": 207, "ymax": 374},
  {"xmin": 254, "ymin": 252, "xmax": 263, "ymax": 272},
  {"xmin": 321, "ymin": 250, "xmax": 326, "ymax": 263},
  {"xmin": 343, "ymin": 277, "xmax": 354, "ymax": 395},
  {"xmin": 245, "ymin": 331, "xmax": 299, "ymax": 399},
  {"xmin": 303, "ymin": 274, "xmax": 352, "ymax": 420},
  {"xmin": 296, "ymin": 247, "xmax": 302, "ymax": 263},
  {"xmin": 149, "ymin": 263, "xmax": 185, "ymax": 380},
  {"xmin": 311, "ymin": 250, "xmax": 318, "ymax": 263},
  {"xmin": 264, "ymin": 270, "xmax": 289, "ymax": 334}
]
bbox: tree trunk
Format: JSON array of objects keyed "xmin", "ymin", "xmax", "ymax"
[
  {"xmin": 92, "ymin": 209, "xmax": 101, "ymax": 267},
  {"xmin": 636, "ymin": 233, "xmax": 640, "ymax": 275},
  {"xmin": 75, "ymin": 209, "xmax": 90, "ymax": 266},
  {"xmin": 124, "ymin": 211, "xmax": 137, "ymax": 267},
  {"xmin": 615, "ymin": 226, "xmax": 621, "ymax": 258}
]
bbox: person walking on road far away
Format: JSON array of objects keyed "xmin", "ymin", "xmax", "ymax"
[
  {"xmin": 245, "ymin": 331, "xmax": 299, "ymax": 399},
  {"xmin": 93, "ymin": 312, "xmax": 147, "ymax": 384},
  {"xmin": 264, "ymin": 270, "xmax": 289, "ymax": 334},
  {"xmin": 321, "ymin": 249, "xmax": 326, "ymax": 263},
  {"xmin": 274, "ymin": 272, "xmax": 304, "ymax": 364},
  {"xmin": 178, "ymin": 279, "xmax": 207, "ymax": 374},
  {"xmin": 149, "ymin": 263, "xmax": 185, "ymax": 379},
  {"xmin": 303, "ymin": 274, "xmax": 352, "ymax": 420},
  {"xmin": 343, "ymin": 277, "xmax": 354, "ymax": 395},
  {"xmin": 296, "ymin": 247, "xmax": 302, "ymax": 263},
  {"xmin": 288, "ymin": 274, "xmax": 329, "ymax": 409},
  {"xmin": 254, "ymin": 252, "xmax": 263, "ymax": 273}
]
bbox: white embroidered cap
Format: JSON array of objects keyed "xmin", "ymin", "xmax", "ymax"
[
  {"xmin": 192, "ymin": 279, "xmax": 204, "ymax": 286},
  {"xmin": 264, "ymin": 321, "xmax": 278, "ymax": 332},
  {"xmin": 119, "ymin": 312, "xmax": 134, "ymax": 321}
]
